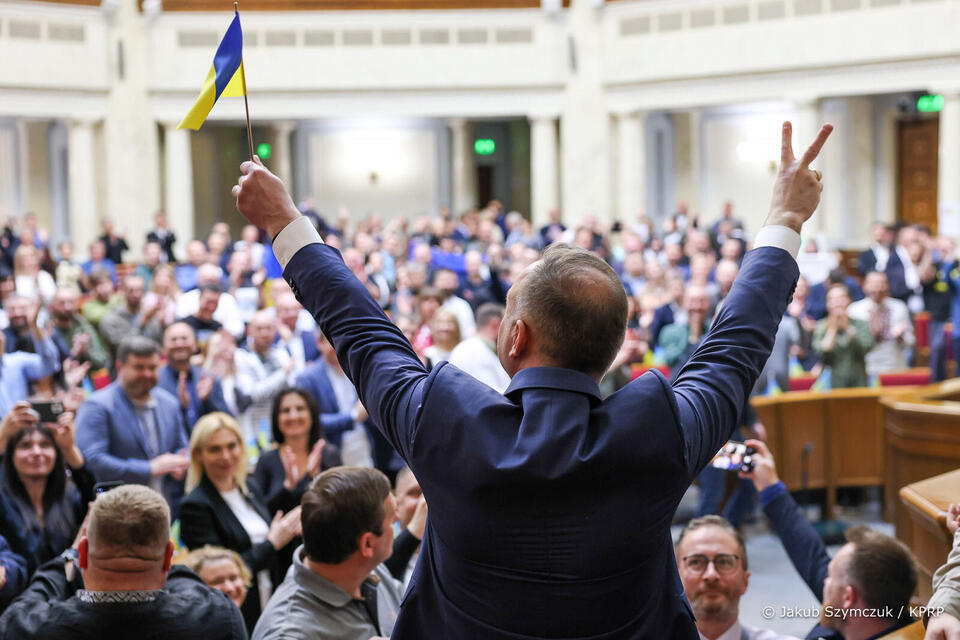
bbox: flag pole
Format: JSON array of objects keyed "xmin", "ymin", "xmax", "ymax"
[{"xmin": 236, "ymin": 1, "xmax": 254, "ymax": 161}]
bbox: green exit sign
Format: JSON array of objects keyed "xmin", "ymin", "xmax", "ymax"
[
  {"xmin": 256, "ymin": 142, "xmax": 273, "ymax": 160},
  {"xmin": 474, "ymin": 138, "xmax": 496, "ymax": 155},
  {"xmin": 918, "ymin": 94, "xmax": 944, "ymax": 113}
]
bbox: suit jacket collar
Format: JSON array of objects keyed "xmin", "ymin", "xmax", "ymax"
[
  {"xmin": 112, "ymin": 383, "xmax": 157, "ymax": 458},
  {"xmin": 198, "ymin": 472, "xmax": 271, "ymax": 526},
  {"xmin": 504, "ymin": 366, "xmax": 602, "ymax": 405}
]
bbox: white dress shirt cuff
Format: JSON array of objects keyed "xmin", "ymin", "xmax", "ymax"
[
  {"xmin": 753, "ymin": 225, "xmax": 801, "ymax": 260},
  {"xmin": 272, "ymin": 216, "xmax": 323, "ymax": 270}
]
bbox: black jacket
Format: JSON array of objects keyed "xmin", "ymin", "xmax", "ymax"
[
  {"xmin": 0, "ymin": 558, "xmax": 246, "ymax": 639},
  {"xmin": 178, "ymin": 474, "xmax": 288, "ymax": 633}
]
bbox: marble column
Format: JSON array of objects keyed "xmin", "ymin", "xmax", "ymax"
[
  {"xmin": 939, "ymin": 90, "xmax": 960, "ymax": 236},
  {"xmin": 529, "ymin": 115, "xmax": 559, "ymax": 228},
  {"xmin": 616, "ymin": 110, "xmax": 645, "ymax": 223},
  {"xmin": 272, "ymin": 121, "xmax": 296, "ymax": 187},
  {"xmin": 791, "ymin": 97, "xmax": 822, "ymax": 235},
  {"xmin": 67, "ymin": 119, "xmax": 99, "ymax": 258},
  {"xmin": 449, "ymin": 118, "xmax": 477, "ymax": 214},
  {"xmin": 163, "ymin": 123, "xmax": 194, "ymax": 258}
]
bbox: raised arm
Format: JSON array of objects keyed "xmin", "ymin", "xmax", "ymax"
[
  {"xmin": 672, "ymin": 122, "xmax": 832, "ymax": 475},
  {"xmin": 232, "ymin": 161, "xmax": 428, "ymax": 462}
]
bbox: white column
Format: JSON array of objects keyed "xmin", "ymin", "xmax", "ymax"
[
  {"xmin": 67, "ymin": 119, "xmax": 99, "ymax": 258},
  {"xmin": 163, "ymin": 123, "xmax": 194, "ymax": 258},
  {"xmin": 529, "ymin": 115, "xmax": 559, "ymax": 228},
  {"xmin": 616, "ymin": 110, "xmax": 645, "ymax": 222},
  {"xmin": 272, "ymin": 121, "xmax": 296, "ymax": 186},
  {"xmin": 791, "ymin": 97, "xmax": 822, "ymax": 236},
  {"xmin": 939, "ymin": 90, "xmax": 960, "ymax": 236},
  {"xmin": 449, "ymin": 118, "xmax": 476, "ymax": 214}
]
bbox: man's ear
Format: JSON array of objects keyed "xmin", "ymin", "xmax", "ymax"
[
  {"xmin": 357, "ymin": 532, "xmax": 376, "ymax": 560},
  {"xmin": 507, "ymin": 318, "xmax": 528, "ymax": 359},
  {"xmin": 841, "ymin": 584, "xmax": 856, "ymax": 609},
  {"xmin": 77, "ymin": 538, "xmax": 88, "ymax": 570},
  {"xmin": 162, "ymin": 540, "xmax": 174, "ymax": 573}
]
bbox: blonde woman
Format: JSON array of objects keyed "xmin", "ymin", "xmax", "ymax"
[
  {"xmin": 182, "ymin": 546, "xmax": 253, "ymax": 634},
  {"xmin": 423, "ymin": 308, "xmax": 461, "ymax": 364},
  {"xmin": 178, "ymin": 412, "xmax": 301, "ymax": 629}
]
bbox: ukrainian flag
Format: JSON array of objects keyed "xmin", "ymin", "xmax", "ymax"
[{"xmin": 177, "ymin": 10, "xmax": 246, "ymax": 130}]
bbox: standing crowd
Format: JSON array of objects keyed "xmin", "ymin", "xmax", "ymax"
[{"xmin": 0, "ymin": 199, "xmax": 954, "ymax": 639}]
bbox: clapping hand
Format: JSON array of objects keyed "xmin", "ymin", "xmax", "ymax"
[
  {"xmin": 946, "ymin": 503, "xmax": 960, "ymax": 536},
  {"xmin": 764, "ymin": 121, "xmax": 833, "ymax": 234},
  {"xmin": 280, "ymin": 445, "xmax": 302, "ymax": 491},
  {"xmin": 196, "ymin": 373, "xmax": 214, "ymax": 402},
  {"xmin": 306, "ymin": 438, "xmax": 327, "ymax": 479},
  {"xmin": 267, "ymin": 506, "xmax": 302, "ymax": 550}
]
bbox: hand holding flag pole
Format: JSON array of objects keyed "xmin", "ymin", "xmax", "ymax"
[{"xmin": 178, "ymin": 2, "xmax": 254, "ymax": 160}]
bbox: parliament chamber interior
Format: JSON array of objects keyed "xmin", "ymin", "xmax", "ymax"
[{"xmin": 0, "ymin": 0, "xmax": 959, "ymax": 639}]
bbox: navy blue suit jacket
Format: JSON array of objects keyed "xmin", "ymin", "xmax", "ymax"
[
  {"xmin": 283, "ymin": 242, "xmax": 798, "ymax": 639},
  {"xmin": 76, "ymin": 382, "xmax": 188, "ymax": 513}
]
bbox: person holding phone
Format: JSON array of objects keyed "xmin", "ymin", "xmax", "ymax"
[{"xmin": 0, "ymin": 408, "xmax": 95, "ymax": 576}]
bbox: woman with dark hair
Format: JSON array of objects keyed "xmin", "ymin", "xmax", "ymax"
[
  {"xmin": 253, "ymin": 387, "xmax": 341, "ymax": 515},
  {"xmin": 0, "ymin": 411, "xmax": 95, "ymax": 575}
]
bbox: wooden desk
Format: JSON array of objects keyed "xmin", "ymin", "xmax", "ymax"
[
  {"xmin": 899, "ymin": 468, "xmax": 959, "ymax": 601},
  {"xmin": 882, "ymin": 379, "xmax": 960, "ymax": 550},
  {"xmin": 752, "ymin": 387, "xmax": 915, "ymax": 519}
]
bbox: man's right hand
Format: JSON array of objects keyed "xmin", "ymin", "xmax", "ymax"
[
  {"xmin": 739, "ymin": 439, "xmax": 780, "ymax": 492},
  {"xmin": 150, "ymin": 453, "xmax": 190, "ymax": 477},
  {"xmin": 763, "ymin": 121, "xmax": 833, "ymax": 234},
  {"xmin": 233, "ymin": 156, "xmax": 302, "ymax": 239}
]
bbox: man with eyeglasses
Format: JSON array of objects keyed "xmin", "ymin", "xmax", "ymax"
[{"xmin": 676, "ymin": 515, "xmax": 800, "ymax": 640}]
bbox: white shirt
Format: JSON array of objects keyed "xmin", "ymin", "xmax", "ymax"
[
  {"xmin": 698, "ymin": 620, "xmax": 801, "ymax": 640},
  {"xmin": 326, "ymin": 365, "xmax": 374, "ymax": 468},
  {"xmin": 448, "ymin": 335, "xmax": 511, "ymax": 394},
  {"xmin": 176, "ymin": 288, "xmax": 246, "ymax": 340},
  {"xmin": 220, "ymin": 487, "xmax": 272, "ymax": 608}
]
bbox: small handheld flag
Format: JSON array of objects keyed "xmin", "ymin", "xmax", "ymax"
[{"xmin": 177, "ymin": 7, "xmax": 247, "ymax": 133}]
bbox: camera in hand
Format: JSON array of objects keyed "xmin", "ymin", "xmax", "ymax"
[
  {"xmin": 709, "ymin": 441, "xmax": 757, "ymax": 473},
  {"xmin": 30, "ymin": 400, "xmax": 65, "ymax": 423}
]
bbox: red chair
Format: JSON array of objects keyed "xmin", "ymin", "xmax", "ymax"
[
  {"xmin": 878, "ymin": 368, "xmax": 931, "ymax": 387},
  {"xmin": 788, "ymin": 375, "xmax": 818, "ymax": 392}
]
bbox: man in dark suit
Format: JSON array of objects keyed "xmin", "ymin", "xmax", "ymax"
[
  {"xmin": 76, "ymin": 336, "xmax": 190, "ymax": 514},
  {"xmin": 232, "ymin": 121, "xmax": 833, "ymax": 639}
]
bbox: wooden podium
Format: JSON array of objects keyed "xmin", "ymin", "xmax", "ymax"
[
  {"xmin": 899, "ymin": 469, "xmax": 959, "ymax": 601},
  {"xmin": 751, "ymin": 387, "xmax": 902, "ymax": 519},
  {"xmin": 882, "ymin": 379, "xmax": 960, "ymax": 551}
]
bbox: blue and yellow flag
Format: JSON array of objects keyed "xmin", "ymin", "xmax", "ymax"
[{"xmin": 178, "ymin": 10, "xmax": 246, "ymax": 130}]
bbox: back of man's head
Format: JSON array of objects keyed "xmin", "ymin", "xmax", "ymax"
[
  {"xmin": 512, "ymin": 244, "xmax": 627, "ymax": 378},
  {"xmin": 843, "ymin": 526, "xmax": 916, "ymax": 616},
  {"xmin": 88, "ymin": 485, "xmax": 170, "ymax": 553},
  {"xmin": 302, "ymin": 467, "xmax": 392, "ymax": 565}
]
